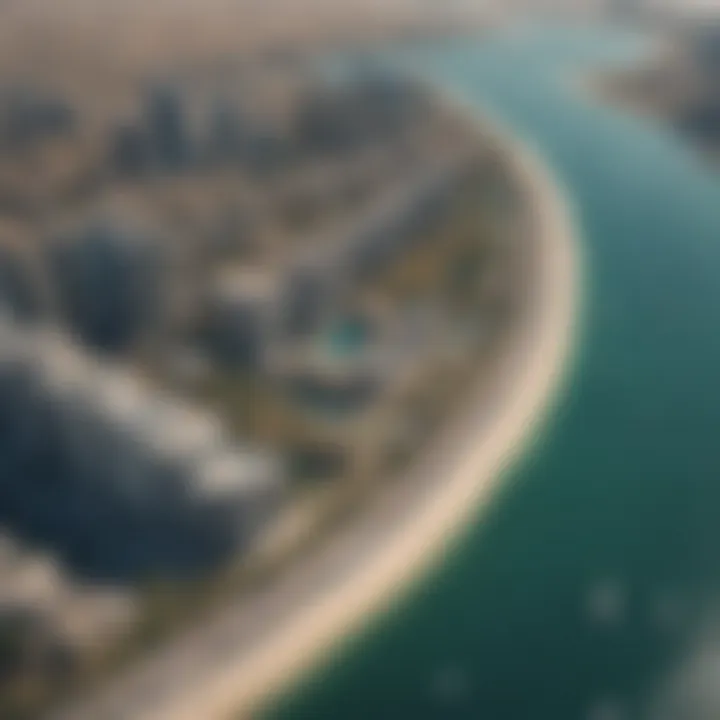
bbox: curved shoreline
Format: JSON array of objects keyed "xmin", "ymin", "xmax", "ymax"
[
  {"xmin": 238, "ymin": 117, "xmax": 582, "ymax": 720},
  {"xmin": 51, "ymin": 107, "xmax": 581, "ymax": 720}
]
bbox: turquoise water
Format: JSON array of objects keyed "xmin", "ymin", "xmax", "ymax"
[
  {"xmin": 324, "ymin": 318, "xmax": 370, "ymax": 357},
  {"xmin": 270, "ymin": 26, "xmax": 720, "ymax": 719}
]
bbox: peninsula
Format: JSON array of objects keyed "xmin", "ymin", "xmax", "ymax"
[{"xmin": 0, "ymin": 5, "xmax": 578, "ymax": 719}]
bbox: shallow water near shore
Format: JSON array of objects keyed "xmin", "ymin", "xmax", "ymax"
[{"xmin": 268, "ymin": 24, "xmax": 720, "ymax": 720}]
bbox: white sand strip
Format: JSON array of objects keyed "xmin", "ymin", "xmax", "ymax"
[{"xmin": 50, "ymin": 108, "xmax": 581, "ymax": 720}]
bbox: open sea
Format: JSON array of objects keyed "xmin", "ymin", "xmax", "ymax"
[{"xmin": 269, "ymin": 24, "xmax": 720, "ymax": 720}]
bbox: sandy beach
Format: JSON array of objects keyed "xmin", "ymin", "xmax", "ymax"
[{"xmin": 50, "ymin": 109, "xmax": 580, "ymax": 720}]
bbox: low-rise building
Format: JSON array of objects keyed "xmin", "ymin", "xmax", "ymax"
[
  {"xmin": 0, "ymin": 531, "xmax": 137, "ymax": 679},
  {"xmin": 205, "ymin": 267, "xmax": 281, "ymax": 368}
]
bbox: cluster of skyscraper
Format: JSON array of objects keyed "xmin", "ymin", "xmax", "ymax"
[
  {"xmin": 110, "ymin": 72, "xmax": 425, "ymax": 180},
  {"xmin": 0, "ymin": 313, "xmax": 285, "ymax": 579}
]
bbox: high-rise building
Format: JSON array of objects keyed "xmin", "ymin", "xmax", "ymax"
[
  {"xmin": 206, "ymin": 99, "xmax": 244, "ymax": 163},
  {"xmin": 111, "ymin": 123, "xmax": 151, "ymax": 177},
  {"xmin": 146, "ymin": 85, "xmax": 191, "ymax": 170},
  {"xmin": 49, "ymin": 211, "xmax": 165, "ymax": 354}
]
